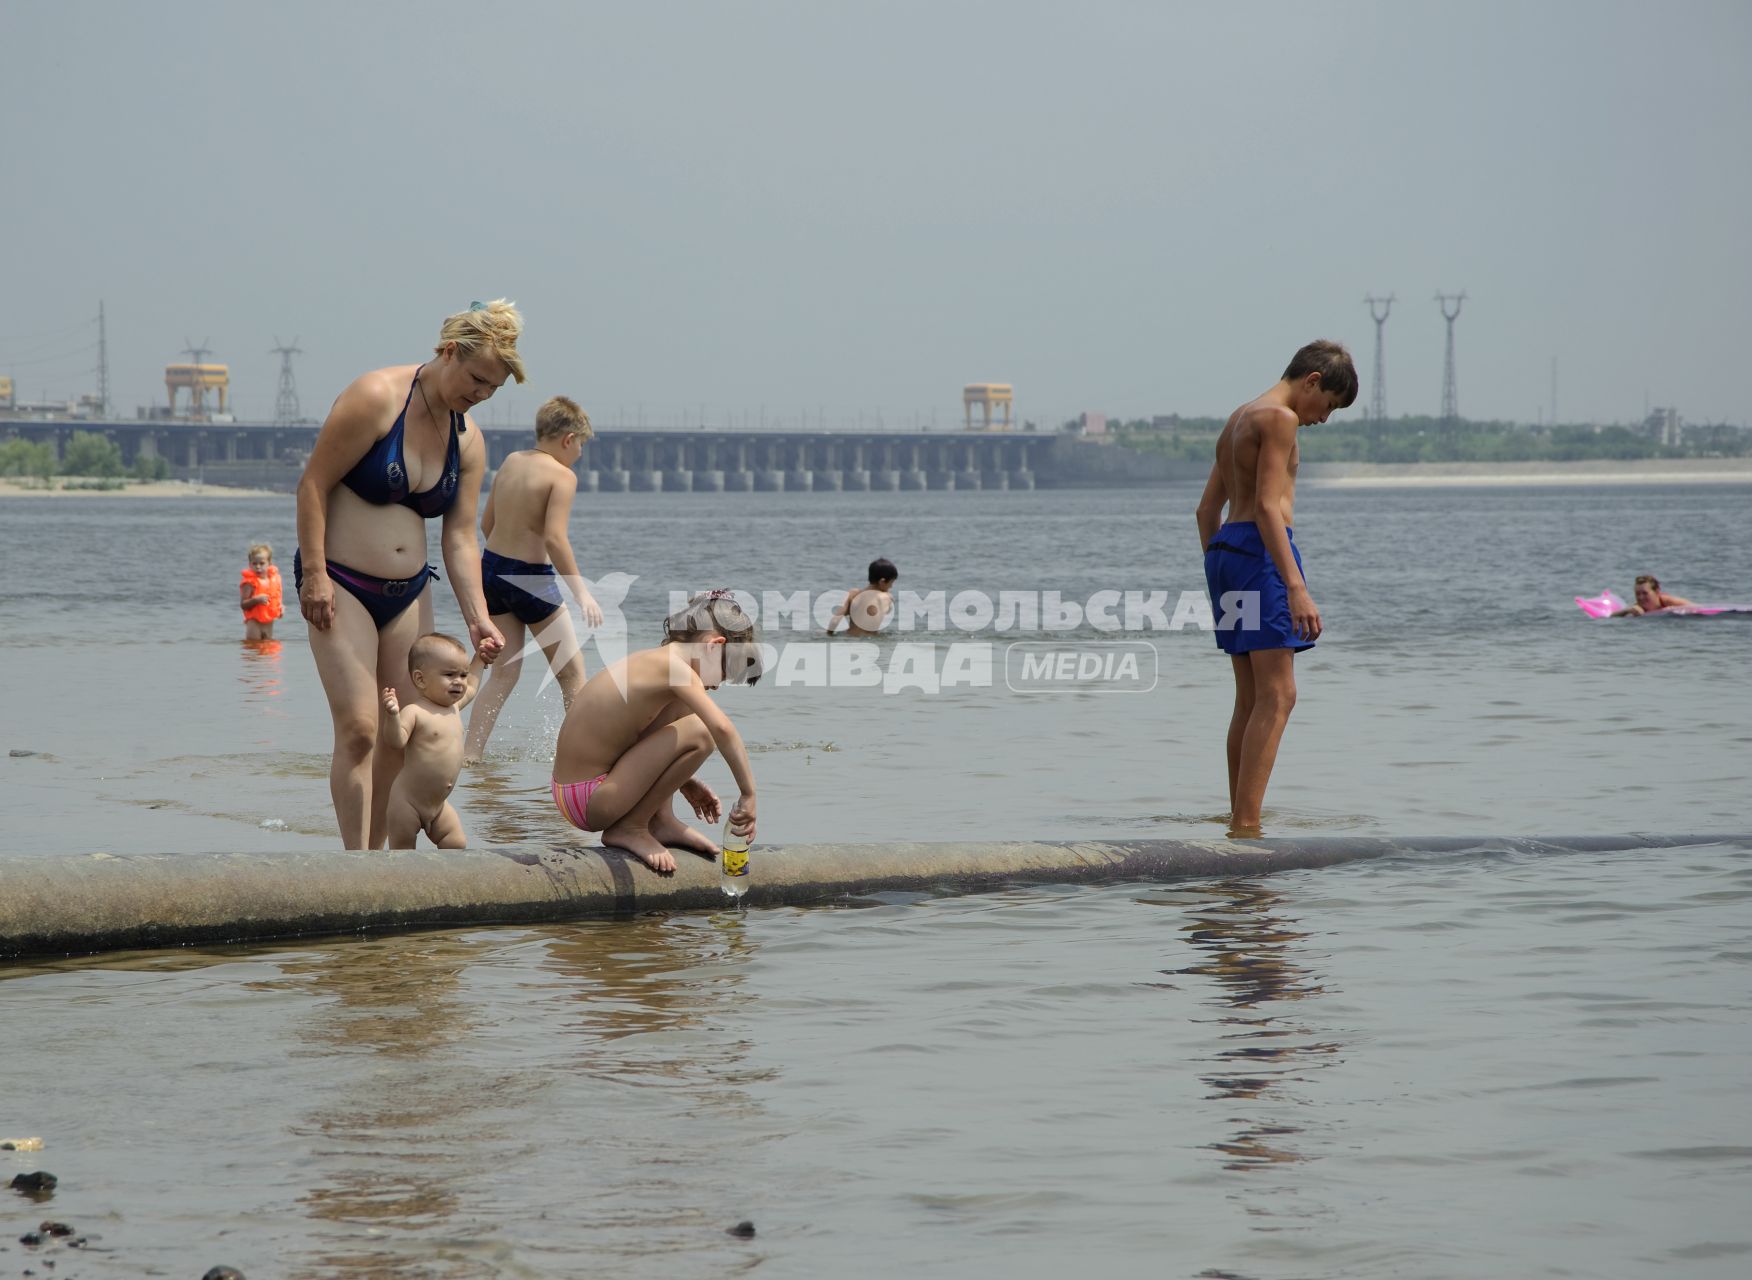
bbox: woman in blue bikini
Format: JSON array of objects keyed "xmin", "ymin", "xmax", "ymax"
[{"xmin": 295, "ymin": 300, "xmax": 522, "ymax": 848}]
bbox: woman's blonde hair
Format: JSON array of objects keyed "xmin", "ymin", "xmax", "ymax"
[
  {"xmin": 436, "ymin": 299, "xmax": 527, "ymax": 384},
  {"xmin": 248, "ymin": 542, "xmax": 273, "ymax": 562}
]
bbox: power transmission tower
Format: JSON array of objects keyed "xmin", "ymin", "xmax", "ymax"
[
  {"xmin": 1435, "ymin": 292, "xmax": 1465, "ymax": 426},
  {"xmin": 96, "ymin": 300, "xmax": 110, "ymax": 417},
  {"xmin": 270, "ymin": 337, "xmax": 303, "ymax": 424},
  {"xmin": 1364, "ymin": 294, "xmax": 1393, "ymax": 423}
]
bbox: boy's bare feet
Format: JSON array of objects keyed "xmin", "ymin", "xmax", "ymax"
[
  {"xmin": 651, "ymin": 809, "xmax": 718, "ymax": 861},
  {"xmin": 601, "ymin": 820, "xmax": 677, "ymax": 873}
]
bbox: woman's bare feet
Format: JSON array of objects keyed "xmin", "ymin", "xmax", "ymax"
[
  {"xmin": 601, "ymin": 819, "xmax": 677, "ymax": 873},
  {"xmin": 651, "ymin": 808, "xmax": 718, "ymax": 861}
]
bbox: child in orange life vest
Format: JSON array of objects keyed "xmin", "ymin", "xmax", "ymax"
[{"xmin": 240, "ymin": 542, "xmax": 285, "ymax": 640}]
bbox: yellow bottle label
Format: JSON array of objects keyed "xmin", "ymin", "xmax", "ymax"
[{"xmin": 721, "ymin": 848, "xmax": 749, "ymax": 877}]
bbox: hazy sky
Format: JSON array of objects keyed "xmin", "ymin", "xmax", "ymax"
[{"xmin": 7, "ymin": 0, "xmax": 1749, "ymax": 428}]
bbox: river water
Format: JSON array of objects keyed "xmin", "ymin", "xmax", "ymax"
[{"xmin": 2, "ymin": 483, "xmax": 1750, "ymax": 1277}]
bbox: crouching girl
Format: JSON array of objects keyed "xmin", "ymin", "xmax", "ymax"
[{"xmin": 551, "ymin": 590, "xmax": 762, "ymax": 872}]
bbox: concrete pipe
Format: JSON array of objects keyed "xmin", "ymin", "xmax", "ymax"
[{"xmin": 0, "ymin": 833, "xmax": 1736, "ymax": 961}]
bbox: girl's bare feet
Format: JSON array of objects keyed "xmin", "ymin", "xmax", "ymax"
[
  {"xmin": 601, "ymin": 820, "xmax": 677, "ymax": 873},
  {"xmin": 651, "ymin": 808, "xmax": 718, "ymax": 861}
]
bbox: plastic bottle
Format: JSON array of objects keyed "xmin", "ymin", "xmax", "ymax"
[{"xmin": 720, "ymin": 815, "xmax": 750, "ymax": 901}]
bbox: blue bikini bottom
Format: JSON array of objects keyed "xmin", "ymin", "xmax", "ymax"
[{"xmin": 294, "ymin": 549, "xmax": 435, "ymax": 630}]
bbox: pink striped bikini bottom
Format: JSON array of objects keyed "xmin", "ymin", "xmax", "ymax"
[{"xmin": 552, "ymin": 774, "xmax": 608, "ymax": 831}]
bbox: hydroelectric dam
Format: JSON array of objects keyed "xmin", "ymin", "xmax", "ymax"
[{"xmin": 0, "ymin": 418, "xmax": 1205, "ymax": 491}]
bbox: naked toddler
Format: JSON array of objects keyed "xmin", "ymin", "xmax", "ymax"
[{"xmin": 379, "ymin": 632, "xmax": 482, "ymax": 849}]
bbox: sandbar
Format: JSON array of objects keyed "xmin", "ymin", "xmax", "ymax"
[
  {"xmin": 0, "ymin": 478, "xmax": 283, "ymax": 499},
  {"xmin": 1303, "ymin": 459, "xmax": 1752, "ymax": 488}
]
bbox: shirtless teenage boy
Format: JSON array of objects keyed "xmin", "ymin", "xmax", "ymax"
[
  {"xmin": 379, "ymin": 632, "xmax": 482, "ymax": 848},
  {"xmin": 1195, "ymin": 340, "xmax": 1357, "ymax": 836}
]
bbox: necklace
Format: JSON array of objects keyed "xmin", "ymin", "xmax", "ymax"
[{"xmin": 416, "ymin": 372, "xmax": 443, "ymax": 427}]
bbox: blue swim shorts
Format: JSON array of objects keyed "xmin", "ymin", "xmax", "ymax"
[
  {"xmin": 1202, "ymin": 521, "xmax": 1315, "ymax": 655},
  {"xmin": 481, "ymin": 549, "xmax": 564, "ymax": 627}
]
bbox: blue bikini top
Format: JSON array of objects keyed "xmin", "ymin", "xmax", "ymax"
[{"xmin": 340, "ymin": 364, "xmax": 464, "ymax": 518}]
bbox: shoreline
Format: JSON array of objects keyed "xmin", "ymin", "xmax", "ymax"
[
  {"xmin": 1301, "ymin": 458, "xmax": 1752, "ymax": 488},
  {"xmin": 0, "ymin": 478, "xmax": 282, "ymax": 499},
  {"xmin": 4, "ymin": 459, "xmax": 1751, "ymax": 498}
]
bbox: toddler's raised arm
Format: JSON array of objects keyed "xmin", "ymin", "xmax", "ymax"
[{"xmin": 378, "ymin": 687, "xmax": 413, "ymax": 748}]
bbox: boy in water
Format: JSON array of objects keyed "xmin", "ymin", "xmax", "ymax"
[
  {"xmin": 827, "ymin": 557, "xmax": 899, "ymax": 635},
  {"xmin": 464, "ymin": 395, "xmax": 605, "ymax": 763},
  {"xmin": 551, "ymin": 591, "xmax": 762, "ymax": 873},
  {"xmin": 1195, "ymin": 340, "xmax": 1357, "ymax": 837},
  {"xmin": 379, "ymin": 633, "xmax": 482, "ymax": 848}
]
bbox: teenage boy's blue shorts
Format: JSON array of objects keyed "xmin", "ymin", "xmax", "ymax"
[{"xmin": 1203, "ymin": 521, "xmax": 1315, "ymax": 655}]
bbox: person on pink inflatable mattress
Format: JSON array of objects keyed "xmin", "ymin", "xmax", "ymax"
[{"xmin": 1612, "ymin": 574, "xmax": 1694, "ymax": 616}]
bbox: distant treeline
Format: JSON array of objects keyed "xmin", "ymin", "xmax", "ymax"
[
  {"xmin": 0, "ymin": 430, "xmax": 169, "ymax": 484},
  {"xmin": 1105, "ymin": 416, "xmax": 1752, "ymax": 463}
]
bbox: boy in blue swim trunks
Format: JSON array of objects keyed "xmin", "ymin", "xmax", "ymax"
[
  {"xmin": 1195, "ymin": 340, "xmax": 1357, "ymax": 836},
  {"xmin": 464, "ymin": 395, "xmax": 606, "ymax": 762}
]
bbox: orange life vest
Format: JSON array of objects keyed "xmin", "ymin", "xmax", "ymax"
[{"xmin": 241, "ymin": 565, "xmax": 283, "ymax": 623}]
